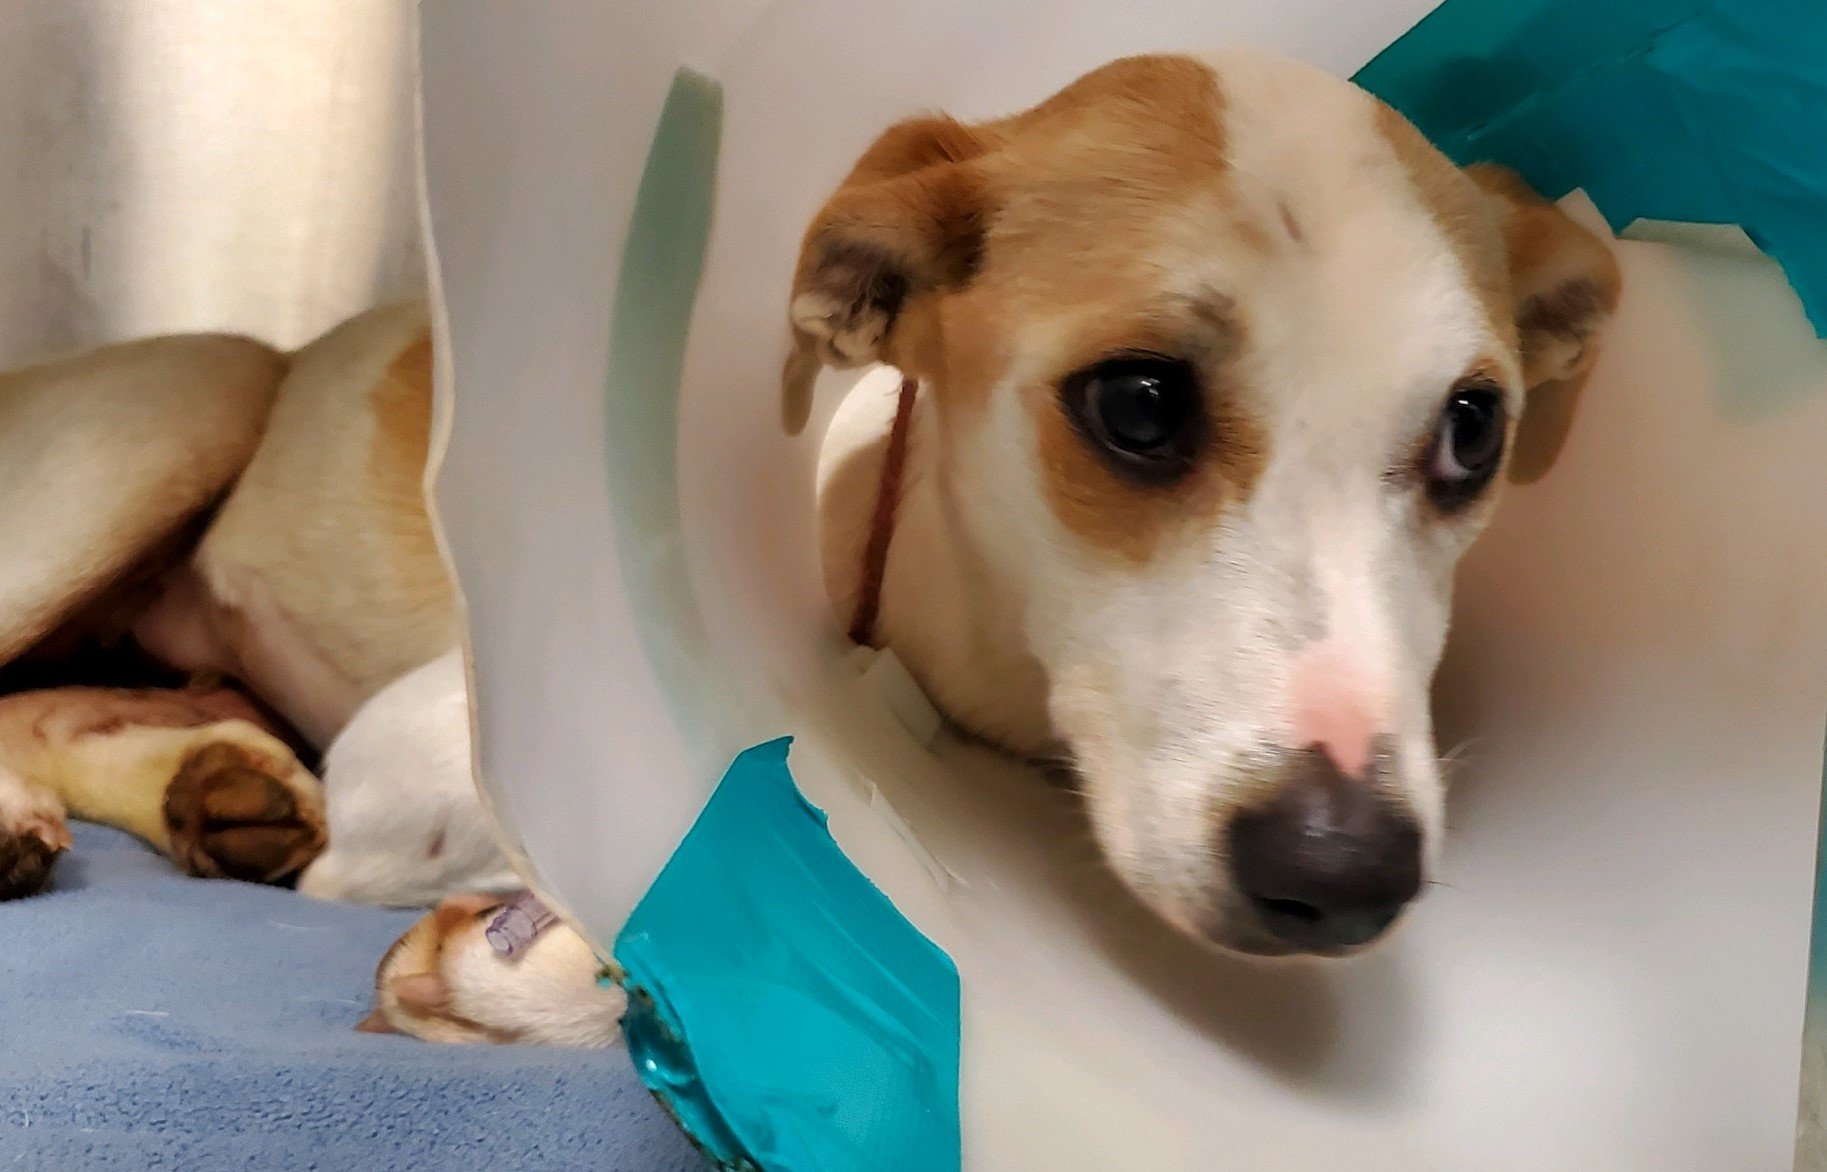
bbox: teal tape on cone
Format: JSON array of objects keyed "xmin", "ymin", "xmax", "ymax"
[
  {"xmin": 1357, "ymin": 0, "xmax": 1827, "ymax": 335},
  {"xmin": 615, "ymin": 740, "xmax": 962, "ymax": 1172}
]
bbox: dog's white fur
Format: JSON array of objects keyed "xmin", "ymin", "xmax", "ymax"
[{"xmin": 298, "ymin": 649, "xmax": 517, "ymax": 906}]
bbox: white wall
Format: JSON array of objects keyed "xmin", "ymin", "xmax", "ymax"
[{"xmin": 0, "ymin": 0, "xmax": 422, "ymax": 363}]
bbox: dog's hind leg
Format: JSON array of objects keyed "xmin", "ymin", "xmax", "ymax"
[
  {"xmin": 0, "ymin": 688, "xmax": 326, "ymax": 885},
  {"xmin": 0, "ymin": 760, "xmax": 70, "ymax": 899}
]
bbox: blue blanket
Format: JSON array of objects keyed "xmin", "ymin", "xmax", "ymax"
[{"xmin": 0, "ymin": 823, "xmax": 708, "ymax": 1171}]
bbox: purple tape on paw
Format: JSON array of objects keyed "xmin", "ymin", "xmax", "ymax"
[{"xmin": 485, "ymin": 891, "xmax": 557, "ymax": 958}]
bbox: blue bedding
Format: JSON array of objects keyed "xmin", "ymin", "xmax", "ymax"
[{"xmin": 0, "ymin": 823, "xmax": 708, "ymax": 1171}]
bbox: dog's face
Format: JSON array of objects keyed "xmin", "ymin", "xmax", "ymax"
[{"xmin": 789, "ymin": 51, "xmax": 1619, "ymax": 956}]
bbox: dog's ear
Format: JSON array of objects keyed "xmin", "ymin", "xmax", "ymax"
[
  {"xmin": 781, "ymin": 116, "xmax": 994, "ymax": 433},
  {"xmin": 1468, "ymin": 164, "xmax": 1623, "ymax": 483}
]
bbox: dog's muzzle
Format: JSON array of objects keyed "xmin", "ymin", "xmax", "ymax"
[{"xmin": 1223, "ymin": 745, "xmax": 1423, "ymax": 953}]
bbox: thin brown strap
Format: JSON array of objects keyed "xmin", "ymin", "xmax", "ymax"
[{"xmin": 848, "ymin": 376, "xmax": 919, "ymax": 648}]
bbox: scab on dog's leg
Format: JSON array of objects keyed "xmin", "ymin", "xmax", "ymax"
[
  {"xmin": 362, "ymin": 893, "xmax": 625, "ymax": 1047},
  {"xmin": 0, "ymin": 763, "xmax": 70, "ymax": 900}
]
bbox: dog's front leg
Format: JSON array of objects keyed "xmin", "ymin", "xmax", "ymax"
[{"xmin": 359, "ymin": 893, "xmax": 625, "ymax": 1046}]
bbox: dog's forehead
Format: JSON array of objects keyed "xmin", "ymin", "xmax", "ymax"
[{"xmin": 976, "ymin": 51, "xmax": 1513, "ymax": 389}]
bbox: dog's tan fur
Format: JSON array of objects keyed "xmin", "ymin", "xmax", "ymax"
[
  {"xmin": 0, "ymin": 299, "xmax": 541, "ymax": 1036},
  {"xmin": 136, "ymin": 301, "xmax": 456, "ymax": 748},
  {"xmin": 0, "ymin": 335, "xmax": 287, "ymax": 665}
]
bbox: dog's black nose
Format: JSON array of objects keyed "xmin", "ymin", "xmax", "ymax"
[{"xmin": 1226, "ymin": 748, "xmax": 1422, "ymax": 952}]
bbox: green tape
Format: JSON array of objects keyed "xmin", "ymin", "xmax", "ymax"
[
  {"xmin": 615, "ymin": 741, "xmax": 962, "ymax": 1171},
  {"xmin": 1357, "ymin": 0, "xmax": 1827, "ymax": 334}
]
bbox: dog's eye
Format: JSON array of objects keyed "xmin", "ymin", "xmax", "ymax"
[
  {"xmin": 1424, "ymin": 385, "xmax": 1506, "ymax": 510},
  {"xmin": 1064, "ymin": 357, "xmax": 1201, "ymax": 478}
]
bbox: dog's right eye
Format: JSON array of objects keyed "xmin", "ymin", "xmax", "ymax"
[{"xmin": 1062, "ymin": 356, "xmax": 1203, "ymax": 481}]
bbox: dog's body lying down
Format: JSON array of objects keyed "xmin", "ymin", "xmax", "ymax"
[
  {"xmin": 2, "ymin": 49, "xmax": 1622, "ymax": 1045},
  {"xmin": 0, "ymin": 300, "xmax": 504, "ymax": 908}
]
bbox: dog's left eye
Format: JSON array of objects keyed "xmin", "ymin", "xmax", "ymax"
[
  {"xmin": 1424, "ymin": 384, "xmax": 1507, "ymax": 510},
  {"xmin": 1063, "ymin": 357, "xmax": 1202, "ymax": 478}
]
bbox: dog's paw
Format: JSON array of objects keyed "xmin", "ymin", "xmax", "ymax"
[
  {"xmin": 359, "ymin": 892, "xmax": 625, "ymax": 1047},
  {"xmin": 0, "ymin": 769, "xmax": 70, "ymax": 900},
  {"xmin": 162, "ymin": 741, "xmax": 326, "ymax": 883},
  {"xmin": 0, "ymin": 820, "xmax": 68, "ymax": 901}
]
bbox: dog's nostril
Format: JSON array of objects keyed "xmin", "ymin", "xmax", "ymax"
[
  {"xmin": 1225, "ymin": 746, "xmax": 1423, "ymax": 952},
  {"xmin": 1244, "ymin": 892, "xmax": 1405, "ymax": 952},
  {"xmin": 1256, "ymin": 896, "xmax": 1324, "ymax": 926}
]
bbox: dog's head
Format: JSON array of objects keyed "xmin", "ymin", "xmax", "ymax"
[{"xmin": 789, "ymin": 51, "xmax": 1619, "ymax": 956}]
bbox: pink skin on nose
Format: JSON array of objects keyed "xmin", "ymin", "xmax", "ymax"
[{"xmin": 1286, "ymin": 640, "xmax": 1387, "ymax": 779}]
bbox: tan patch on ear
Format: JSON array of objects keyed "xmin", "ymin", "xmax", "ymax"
[
  {"xmin": 784, "ymin": 116, "xmax": 995, "ymax": 403},
  {"xmin": 1466, "ymin": 164, "xmax": 1622, "ymax": 483},
  {"xmin": 1468, "ymin": 164, "xmax": 1621, "ymax": 386},
  {"xmin": 1372, "ymin": 102, "xmax": 1514, "ymax": 350},
  {"xmin": 787, "ymin": 53, "xmax": 1241, "ymax": 416}
]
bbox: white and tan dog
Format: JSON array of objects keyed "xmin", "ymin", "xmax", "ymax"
[{"xmin": 0, "ymin": 49, "xmax": 1618, "ymax": 1043}]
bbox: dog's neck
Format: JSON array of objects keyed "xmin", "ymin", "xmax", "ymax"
[{"xmin": 820, "ymin": 375, "xmax": 1057, "ymax": 758}]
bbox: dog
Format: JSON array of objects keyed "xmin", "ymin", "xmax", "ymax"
[
  {"xmin": 0, "ymin": 299, "xmax": 514, "ymax": 909},
  {"xmin": 344, "ymin": 47, "xmax": 1620, "ymax": 1045}
]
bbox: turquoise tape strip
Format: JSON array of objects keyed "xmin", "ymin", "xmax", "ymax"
[
  {"xmin": 1355, "ymin": 0, "xmax": 1827, "ymax": 335},
  {"xmin": 614, "ymin": 740, "xmax": 962, "ymax": 1172}
]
